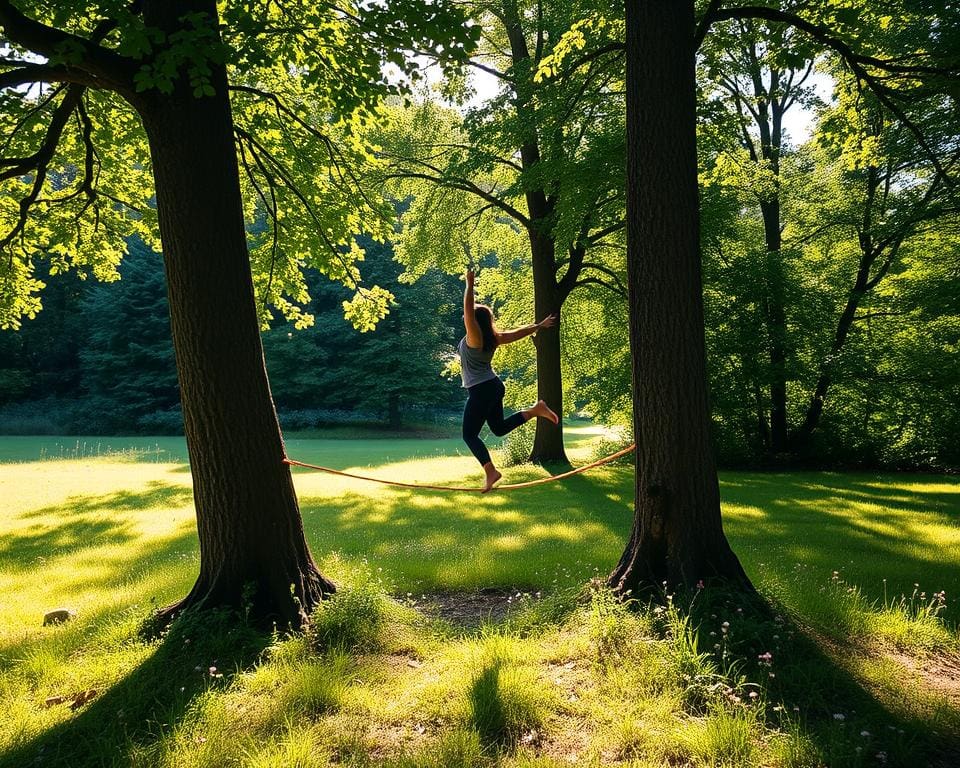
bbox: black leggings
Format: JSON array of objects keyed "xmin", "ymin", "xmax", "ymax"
[{"xmin": 462, "ymin": 377, "xmax": 528, "ymax": 465}]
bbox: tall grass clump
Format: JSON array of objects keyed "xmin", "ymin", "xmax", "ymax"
[
  {"xmin": 307, "ymin": 571, "xmax": 392, "ymax": 652},
  {"xmin": 871, "ymin": 584, "xmax": 955, "ymax": 652},
  {"xmin": 375, "ymin": 730, "xmax": 487, "ymax": 768},
  {"xmin": 464, "ymin": 634, "xmax": 548, "ymax": 749},
  {"xmin": 661, "ymin": 602, "xmax": 733, "ymax": 714},
  {"xmin": 681, "ymin": 703, "xmax": 759, "ymax": 767},
  {"xmin": 587, "ymin": 585, "xmax": 654, "ymax": 662}
]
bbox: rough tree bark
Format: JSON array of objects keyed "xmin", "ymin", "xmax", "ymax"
[
  {"xmin": 608, "ymin": 0, "xmax": 751, "ymax": 594},
  {"xmin": 137, "ymin": 0, "xmax": 333, "ymax": 628}
]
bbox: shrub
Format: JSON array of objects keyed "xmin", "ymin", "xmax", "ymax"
[
  {"xmin": 308, "ymin": 573, "xmax": 389, "ymax": 652},
  {"xmin": 497, "ymin": 426, "xmax": 534, "ymax": 467}
]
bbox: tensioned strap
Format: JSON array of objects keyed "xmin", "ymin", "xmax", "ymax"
[{"xmin": 282, "ymin": 443, "xmax": 636, "ymax": 492}]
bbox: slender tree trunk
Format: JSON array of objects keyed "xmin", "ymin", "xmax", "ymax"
[
  {"xmin": 791, "ymin": 164, "xmax": 910, "ymax": 449},
  {"xmin": 608, "ymin": 0, "xmax": 750, "ymax": 594},
  {"xmin": 529, "ymin": 234, "xmax": 567, "ymax": 463},
  {"xmin": 387, "ymin": 393, "xmax": 402, "ymax": 430},
  {"xmin": 760, "ymin": 200, "xmax": 789, "ymax": 453},
  {"xmin": 502, "ymin": 0, "xmax": 568, "ymax": 464},
  {"xmin": 138, "ymin": 0, "xmax": 333, "ymax": 629}
]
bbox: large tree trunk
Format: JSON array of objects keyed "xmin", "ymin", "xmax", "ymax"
[
  {"xmin": 138, "ymin": 0, "xmax": 333, "ymax": 629},
  {"xmin": 608, "ymin": 0, "xmax": 750, "ymax": 594}
]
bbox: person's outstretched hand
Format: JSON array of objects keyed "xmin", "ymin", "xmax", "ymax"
[
  {"xmin": 538, "ymin": 313, "xmax": 558, "ymax": 330},
  {"xmin": 465, "ymin": 269, "xmax": 475, "ymax": 284}
]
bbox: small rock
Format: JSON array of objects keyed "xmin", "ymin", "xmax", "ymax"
[
  {"xmin": 42, "ymin": 609, "xmax": 75, "ymax": 626},
  {"xmin": 69, "ymin": 689, "xmax": 97, "ymax": 710}
]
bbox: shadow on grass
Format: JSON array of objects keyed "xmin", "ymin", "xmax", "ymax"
[
  {"xmin": 299, "ymin": 471, "xmax": 632, "ymax": 591},
  {"xmin": 0, "ymin": 481, "xmax": 194, "ymax": 574},
  {"xmin": 0, "ymin": 611, "xmax": 270, "ymax": 768},
  {"xmin": 719, "ymin": 472, "xmax": 960, "ymax": 626},
  {"xmin": 685, "ymin": 588, "xmax": 960, "ymax": 767},
  {"xmin": 19, "ymin": 481, "xmax": 195, "ymax": 520}
]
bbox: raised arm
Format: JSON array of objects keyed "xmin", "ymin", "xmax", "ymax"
[
  {"xmin": 496, "ymin": 313, "xmax": 558, "ymax": 345},
  {"xmin": 463, "ymin": 269, "xmax": 484, "ymax": 349}
]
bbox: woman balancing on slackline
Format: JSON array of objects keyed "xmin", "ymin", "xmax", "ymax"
[{"xmin": 459, "ymin": 269, "xmax": 559, "ymax": 492}]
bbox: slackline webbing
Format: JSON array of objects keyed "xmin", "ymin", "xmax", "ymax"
[{"xmin": 283, "ymin": 443, "xmax": 636, "ymax": 492}]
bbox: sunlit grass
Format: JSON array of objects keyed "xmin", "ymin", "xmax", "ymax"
[{"xmin": 1, "ymin": 432, "xmax": 958, "ymax": 767}]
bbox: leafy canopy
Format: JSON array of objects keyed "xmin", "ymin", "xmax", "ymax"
[{"xmin": 0, "ymin": 0, "xmax": 480, "ymax": 329}]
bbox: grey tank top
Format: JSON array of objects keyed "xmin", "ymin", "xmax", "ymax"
[{"xmin": 458, "ymin": 336, "xmax": 497, "ymax": 388}]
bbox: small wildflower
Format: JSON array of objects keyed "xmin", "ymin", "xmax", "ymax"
[
  {"xmin": 696, "ymin": 580, "xmax": 705, "ymax": 590},
  {"xmin": 748, "ymin": 691, "xmax": 758, "ymax": 699},
  {"xmin": 860, "ymin": 730, "xmax": 871, "ymax": 738},
  {"xmin": 833, "ymin": 713, "xmax": 845, "ymax": 721}
]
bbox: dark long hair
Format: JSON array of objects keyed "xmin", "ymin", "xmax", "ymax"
[{"xmin": 474, "ymin": 305, "xmax": 497, "ymax": 352}]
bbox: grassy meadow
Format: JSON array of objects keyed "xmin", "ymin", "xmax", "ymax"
[{"xmin": 0, "ymin": 426, "xmax": 958, "ymax": 767}]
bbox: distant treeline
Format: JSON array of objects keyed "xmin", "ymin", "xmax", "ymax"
[{"xmin": 0, "ymin": 236, "xmax": 465, "ymax": 435}]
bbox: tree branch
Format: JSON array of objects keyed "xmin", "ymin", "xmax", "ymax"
[
  {"xmin": 0, "ymin": 84, "xmax": 85, "ymax": 255},
  {"xmin": 0, "ymin": 1, "xmax": 137, "ymax": 92},
  {"xmin": 703, "ymin": 5, "xmax": 959, "ymax": 186},
  {"xmin": 573, "ymin": 276, "xmax": 626, "ymax": 298},
  {"xmin": 380, "ymin": 151, "xmax": 530, "ymax": 226}
]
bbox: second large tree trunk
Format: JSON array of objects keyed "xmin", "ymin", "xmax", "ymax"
[
  {"xmin": 608, "ymin": 0, "xmax": 750, "ymax": 594},
  {"xmin": 138, "ymin": 0, "xmax": 333, "ymax": 629}
]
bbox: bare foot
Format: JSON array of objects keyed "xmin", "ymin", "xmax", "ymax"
[
  {"xmin": 481, "ymin": 464, "xmax": 502, "ymax": 493},
  {"xmin": 528, "ymin": 399, "xmax": 559, "ymax": 425}
]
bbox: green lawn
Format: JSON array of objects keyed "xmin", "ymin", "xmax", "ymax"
[{"xmin": 0, "ymin": 430, "xmax": 957, "ymax": 767}]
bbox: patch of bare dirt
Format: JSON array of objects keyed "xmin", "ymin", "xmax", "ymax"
[
  {"xmin": 885, "ymin": 649, "xmax": 960, "ymax": 705},
  {"xmin": 408, "ymin": 588, "xmax": 534, "ymax": 628}
]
